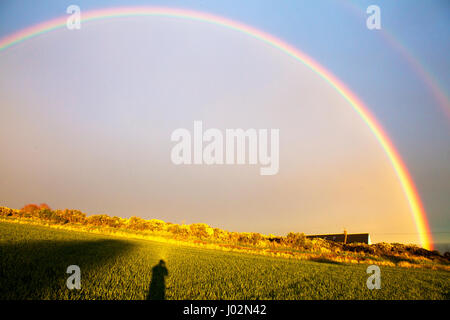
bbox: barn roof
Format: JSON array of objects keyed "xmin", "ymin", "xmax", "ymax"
[{"xmin": 306, "ymin": 233, "xmax": 371, "ymax": 244}]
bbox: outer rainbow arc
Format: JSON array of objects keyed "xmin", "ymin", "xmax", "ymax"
[
  {"xmin": 0, "ymin": 6, "xmax": 433, "ymax": 249},
  {"xmin": 339, "ymin": 0, "xmax": 450, "ymax": 120}
]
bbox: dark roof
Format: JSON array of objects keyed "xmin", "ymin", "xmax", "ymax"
[{"xmin": 306, "ymin": 233, "xmax": 370, "ymax": 244}]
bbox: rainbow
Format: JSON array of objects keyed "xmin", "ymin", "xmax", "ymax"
[
  {"xmin": 0, "ymin": 6, "xmax": 433, "ymax": 249},
  {"xmin": 340, "ymin": 0, "xmax": 450, "ymax": 120}
]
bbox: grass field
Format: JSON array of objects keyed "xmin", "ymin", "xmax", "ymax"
[{"xmin": 0, "ymin": 221, "xmax": 448, "ymax": 300}]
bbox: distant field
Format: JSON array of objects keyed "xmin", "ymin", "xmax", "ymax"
[{"xmin": 0, "ymin": 221, "xmax": 448, "ymax": 300}]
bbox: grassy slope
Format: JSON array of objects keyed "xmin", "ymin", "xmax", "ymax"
[{"xmin": 0, "ymin": 221, "xmax": 448, "ymax": 300}]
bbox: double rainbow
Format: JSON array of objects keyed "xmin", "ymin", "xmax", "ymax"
[{"xmin": 0, "ymin": 6, "xmax": 433, "ymax": 249}]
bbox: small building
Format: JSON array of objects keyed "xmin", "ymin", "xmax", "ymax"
[{"xmin": 306, "ymin": 233, "xmax": 371, "ymax": 245}]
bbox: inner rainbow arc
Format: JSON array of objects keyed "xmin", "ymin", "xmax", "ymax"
[{"xmin": 0, "ymin": 6, "xmax": 433, "ymax": 249}]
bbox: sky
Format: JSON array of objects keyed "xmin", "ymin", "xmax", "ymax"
[{"xmin": 0, "ymin": 0, "xmax": 448, "ymax": 249}]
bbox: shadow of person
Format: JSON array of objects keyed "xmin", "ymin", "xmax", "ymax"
[{"xmin": 146, "ymin": 260, "xmax": 168, "ymax": 300}]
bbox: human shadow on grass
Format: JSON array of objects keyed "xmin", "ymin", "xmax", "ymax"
[
  {"xmin": 0, "ymin": 239, "xmax": 134, "ymax": 299},
  {"xmin": 146, "ymin": 260, "xmax": 168, "ymax": 300}
]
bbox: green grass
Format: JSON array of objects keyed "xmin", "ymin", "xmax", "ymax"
[{"xmin": 0, "ymin": 221, "xmax": 448, "ymax": 300}]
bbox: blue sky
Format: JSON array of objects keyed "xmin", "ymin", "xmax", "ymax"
[{"xmin": 0, "ymin": 0, "xmax": 449, "ymax": 248}]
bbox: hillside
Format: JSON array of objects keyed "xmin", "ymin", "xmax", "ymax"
[
  {"xmin": 1, "ymin": 221, "xmax": 449, "ymax": 300},
  {"xmin": 1, "ymin": 204, "xmax": 449, "ymax": 270}
]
